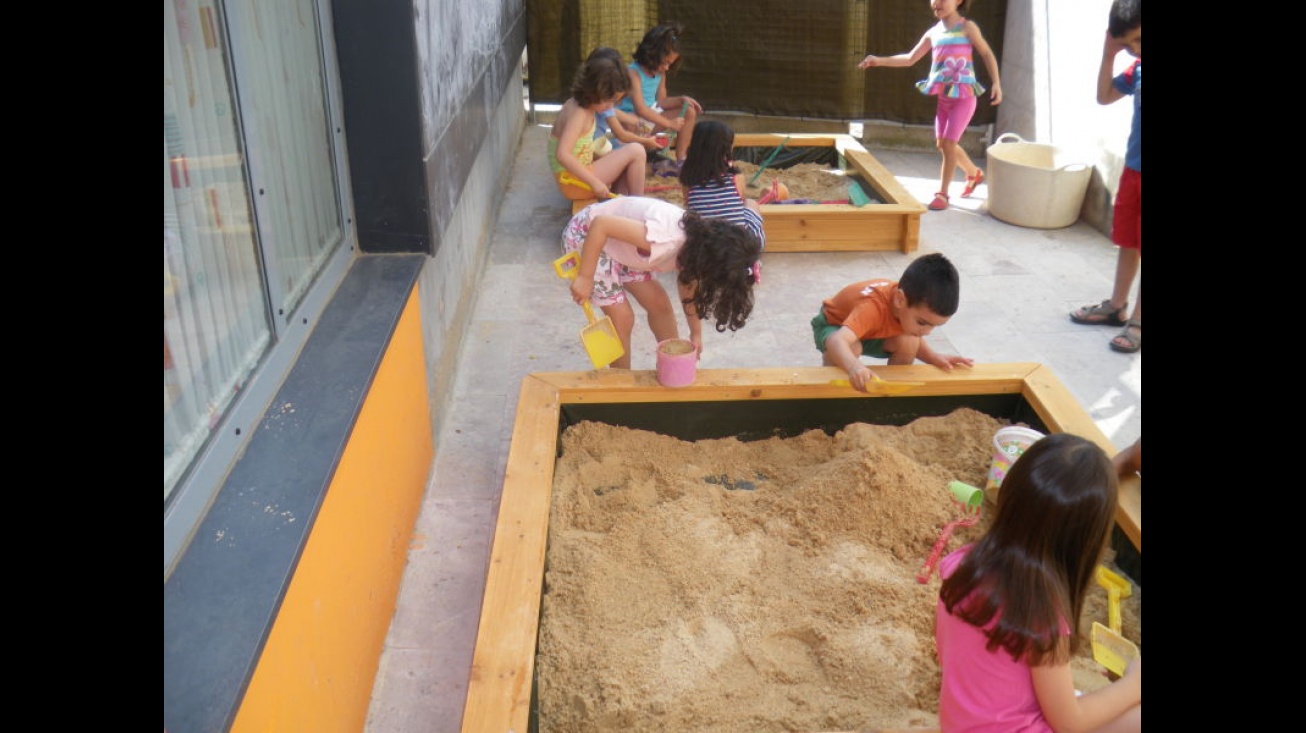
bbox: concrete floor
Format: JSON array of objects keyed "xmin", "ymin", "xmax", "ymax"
[{"xmin": 363, "ymin": 122, "xmax": 1141, "ymax": 732}]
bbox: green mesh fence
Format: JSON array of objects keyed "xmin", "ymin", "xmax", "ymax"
[{"xmin": 527, "ymin": 0, "xmax": 1006, "ymax": 128}]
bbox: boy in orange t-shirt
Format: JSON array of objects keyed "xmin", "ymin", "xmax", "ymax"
[{"xmin": 811, "ymin": 253, "xmax": 972, "ymax": 393}]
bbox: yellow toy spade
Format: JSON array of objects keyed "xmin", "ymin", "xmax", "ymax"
[
  {"xmin": 1091, "ymin": 565, "xmax": 1139, "ymax": 677},
  {"xmin": 553, "ymin": 252, "xmax": 624, "ymax": 369}
]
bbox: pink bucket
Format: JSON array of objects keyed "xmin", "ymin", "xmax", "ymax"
[
  {"xmin": 983, "ymin": 426, "xmax": 1045, "ymax": 504},
  {"xmin": 655, "ymin": 338, "xmax": 697, "ymax": 387}
]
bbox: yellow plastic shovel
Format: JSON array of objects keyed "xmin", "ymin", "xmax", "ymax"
[
  {"xmin": 829, "ymin": 375, "xmax": 926, "ymax": 396},
  {"xmin": 553, "ymin": 252, "xmax": 625, "ymax": 369},
  {"xmin": 1091, "ymin": 565, "xmax": 1139, "ymax": 676},
  {"xmin": 557, "ymin": 170, "xmax": 620, "ymax": 199}
]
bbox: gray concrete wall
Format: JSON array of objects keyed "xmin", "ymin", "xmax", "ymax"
[
  {"xmin": 410, "ymin": 0, "xmax": 528, "ymax": 445},
  {"xmin": 420, "ymin": 71, "xmax": 526, "ymax": 444}
]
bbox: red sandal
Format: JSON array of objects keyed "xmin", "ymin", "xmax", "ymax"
[
  {"xmin": 961, "ymin": 169, "xmax": 985, "ymax": 197},
  {"xmin": 928, "ymin": 191, "xmax": 950, "ymax": 211}
]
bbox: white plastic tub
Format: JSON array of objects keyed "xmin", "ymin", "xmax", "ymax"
[{"xmin": 985, "ymin": 132, "xmax": 1091, "ymax": 229}]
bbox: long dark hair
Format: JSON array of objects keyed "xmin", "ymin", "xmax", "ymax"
[
  {"xmin": 939, "ymin": 432, "xmax": 1118, "ymax": 666},
  {"xmin": 676, "ymin": 211, "xmax": 758, "ymax": 332},
  {"xmin": 632, "ymin": 22, "xmax": 685, "ymax": 75},
  {"xmin": 679, "ymin": 120, "xmax": 739, "ymax": 188}
]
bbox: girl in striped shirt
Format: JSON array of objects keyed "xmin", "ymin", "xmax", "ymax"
[{"xmin": 678, "ymin": 120, "xmax": 764, "ymax": 283}]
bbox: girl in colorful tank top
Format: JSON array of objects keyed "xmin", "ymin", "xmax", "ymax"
[
  {"xmin": 549, "ymin": 54, "xmax": 647, "ymax": 201},
  {"xmin": 617, "ymin": 22, "xmax": 702, "ymax": 166},
  {"xmin": 857, "ymin": 0, "xmax": 1002, "ymax": 211}
]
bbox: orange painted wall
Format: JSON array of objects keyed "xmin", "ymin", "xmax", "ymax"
[{"xmin": 231, "ymin": 287, "xmax": 433, "ymax": 732}]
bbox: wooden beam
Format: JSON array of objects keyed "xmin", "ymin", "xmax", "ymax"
[
  {"xmin": 460, "ymin": 376, "xmax": 560, "ymax": 733},
  {"xmin": 1021, "ymin": 365, "xmax": 1140, "ymax": 550}
]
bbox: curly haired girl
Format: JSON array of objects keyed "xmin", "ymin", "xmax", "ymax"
[{"xmin": 562, "ymin": 197, "xmax": 758, "ymax": 368}]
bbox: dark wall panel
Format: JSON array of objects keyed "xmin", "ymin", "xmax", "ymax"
[
  {"xmin": 423, "ymin": 9, "xmax": 528, "ymax": 256},
  {"xmin": 333, "ymin": 0, "xmax": 432, "ymax": 254}
]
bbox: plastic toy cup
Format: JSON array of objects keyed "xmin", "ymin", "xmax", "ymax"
[
  {"xmin": 984, "ymin": 426, "xmax": 1046, "ymax": 503},
  {"xmin": 655, "ymin": 339, "xmax": 697, "ymax": 387},
  {"xmin": 948, "ymin": 481, "xmax": 984, "ymax": 515}
]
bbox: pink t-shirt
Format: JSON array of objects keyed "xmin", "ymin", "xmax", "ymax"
[
  {"xmin": 589, "ymin": 196, "xmax": 687, "ymax": 273},
  {"xmin": 936, "ymin": 546, "xmax": 1066, "ymax": 733}
]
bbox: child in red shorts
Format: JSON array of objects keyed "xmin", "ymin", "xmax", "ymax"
[{"xmin": 1069, "ymin": 0, "xmax": 1142, "ymax": 353}]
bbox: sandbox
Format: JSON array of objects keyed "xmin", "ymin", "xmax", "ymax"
[
  {"xmin": 738, "ymin": 133, "xmax": 924, "ymax": 253},
  {"xmin": 460, "ymin": 364, "xmax": 1141, "ymax": 732},
  {"xmin": 573, "ymin": 133, "xmax": 925, "ymax": 253}
]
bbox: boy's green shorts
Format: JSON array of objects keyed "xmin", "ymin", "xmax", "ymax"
[{"xmin": 810, "ymin": 309, "xmax": 890, "ymax": 358}]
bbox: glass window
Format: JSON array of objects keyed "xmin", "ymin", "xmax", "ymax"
[
  {"xmin": 164, "ymin": 0, "xmax": 350, "ymax": 559},
  {"xmin": 164, "ymin": 0, "xmax": 269, "ymax": 502}
]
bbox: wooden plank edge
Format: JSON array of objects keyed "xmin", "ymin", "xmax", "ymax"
[
  {"xmin": 533, "ymin": 364, "xmax": 1040, "ymax": 401},
  {"xmin": 460, "ymin": 375, "xmax": 560, "ymax": 733},
  {"xmin": 765, "ymin": 241, "xmax": 911, "ymax": 254},
  {"xmin": 761, "ymin": 204, "xmax": 924, "ymax": 214},
  {"xmin": 1021, "ymin": 365, "xmax": 1140, "ymax": 551},
  {"xmin": 735, "ymin": 133, "xmax": 843, "ymax": 148},
  {"xmin": 845, "ymin": 149, "xmax": 925, "ymax": 209}
]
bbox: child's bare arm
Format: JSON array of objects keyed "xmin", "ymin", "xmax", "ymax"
[
  {"xmin": 662, "ymin": 95, "xmax": 702, "ymax": 115},
  {"xmin": 651, "ymin": 77, "xmax": 685, "ymax": 131},
  {"xmin": 605, "ymin": 109, "xmax": 658, "ymax": 149},
  {"xmin": 676, "ymin": 279, "xmax": 703, "ymax": 355},
  {"xmin": 628, "ymin": 70, "xmax": 678, "ymax": 129},
  {"xmin": 1113, "ymin": 438, "xmax": 1141, "ymax": 477},
  {"xmin": 966, "ymin": 22, "xmax": 1002, "ymax": 105},
  {"xmin": 858, "ymin": 33, "xmax": 932, "ymax": 69},
  {"xmin": 606, "ymin": 113, "xmax": 659, "ymax": 150},
  {"xmin": 825, "ymin": 328, "xmax": 878, "ymax": 392},
  {"xmin": 915, "ymin": 339, "xmax": 973, "ymax": 371},
  {"xmin": 1032, "ymin": 656, "xmax": 1140, "ymax": 733},
  {"xmin": 570, "ymin": 215, "xmax": 648, "ymax": 303},
  {"xmin": 1097, "ymin": 30, "xmax": 1128, "ymax": 105}
]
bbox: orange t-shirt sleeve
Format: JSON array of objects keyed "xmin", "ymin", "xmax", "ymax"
[{"xmin": 823, "ymin": 280, "xmax": 901, "ymax": 340}]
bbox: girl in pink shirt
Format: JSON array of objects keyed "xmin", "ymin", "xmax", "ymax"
[{"xmin": 936, "ymin": 433, "xmax": 1140, "ymax": 733}]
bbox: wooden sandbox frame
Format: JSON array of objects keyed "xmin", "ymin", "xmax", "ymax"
[
  {"xmin": 460, "ymin": 363, "xmax": 1141, "ymax": 732},
  {"xmin": 572, "ymin": 133, "xmax": 925, "ymax": 253},
  {"xmin": 737, "ymin": 133, "xmax": 924, "ymax": 253}
]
